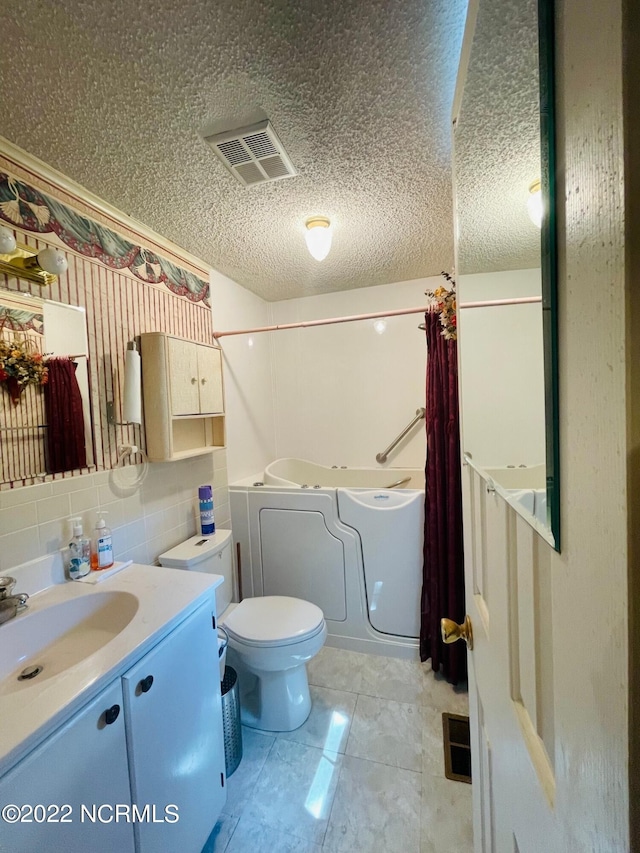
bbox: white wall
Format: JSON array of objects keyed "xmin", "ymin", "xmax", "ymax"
[
  {"xmin": 269, "ymin": 277, "xmax": 433, "ymax": 471},
  {"xmin": 210, "ymin": 270, "xmax": 277, "ymax": 482},
  {"xmin": 458, "ymin": 268, "xmax": 545, "ymax": 466}
]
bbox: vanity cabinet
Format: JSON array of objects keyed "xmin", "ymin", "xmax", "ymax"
[
  {"xmin": 140, "ymin": 332, "xmax": 225, "ymax": 461},
  {"xmin": 0, "ymin": 603, "xmax": 225, "ymax": 853},
  {"xmin": 0, "ymin": 680, "xmax": 135, "ymax": 852}
]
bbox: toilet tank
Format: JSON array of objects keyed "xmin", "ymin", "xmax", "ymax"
[{"xmin": 158, "ymin": 529, "xmax": 233, "ymax": 615}]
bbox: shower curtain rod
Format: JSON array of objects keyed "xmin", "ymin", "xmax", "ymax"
[{"xmin": 212, "ymin": 296, "xmax": 542, "ymax": 339}]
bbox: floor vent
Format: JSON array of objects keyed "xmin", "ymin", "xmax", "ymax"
[
  {"xmin": 204, "ymin": 120, "xmax": 297, "ymax": 187},
  {"xmin": 442, "ymin": 713, "xmax": 472, "ymax": 783}
]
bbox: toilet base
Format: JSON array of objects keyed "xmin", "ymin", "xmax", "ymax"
[{"xmin": 227, "ymin": 647, "xmax": 312, "ymax": 732}]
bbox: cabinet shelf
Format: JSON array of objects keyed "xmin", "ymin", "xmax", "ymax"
[{"xmin": 141, "ymin": 333, "xmax": 226, "ymax": 462}]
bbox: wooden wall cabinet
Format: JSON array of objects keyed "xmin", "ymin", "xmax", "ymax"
[{"xmin": 140, "ymin": 333, "xmax": 225, "ymax": 461}]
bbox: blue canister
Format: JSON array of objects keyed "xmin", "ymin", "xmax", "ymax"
[{"xmin": 198, "ymin": 485, "xmax": 215, "ymax": 535}]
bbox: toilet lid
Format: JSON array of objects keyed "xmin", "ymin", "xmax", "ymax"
[{"xmin": 223, "ymin": 596, "xmax": 324, "ymax": 646}]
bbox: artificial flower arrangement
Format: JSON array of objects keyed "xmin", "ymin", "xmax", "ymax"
[
  {"xmin": 0, "ymin": 337, "xmax": 48, "ymax": 405},
  {"xmin": 425, "ymin": 270, "xmax": 457, "ymax": 340}
]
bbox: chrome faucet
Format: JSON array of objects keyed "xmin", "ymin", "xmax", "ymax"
[{"xmin": 0, "ymin": 576, "xmax": 29, "ymax": 625}]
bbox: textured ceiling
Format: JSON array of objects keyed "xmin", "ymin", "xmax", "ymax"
[
  {"xmin": 0, "ymin": 0, "xmax": 468, "ymax": 300},
  {"xmin": 455, "ymin": 0, "xmax": 541, "ymax": 274}
]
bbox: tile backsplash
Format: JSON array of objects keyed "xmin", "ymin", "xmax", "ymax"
[{"xmin": 0, "ymin": 448, "xmax": 229, "ymax": 573}]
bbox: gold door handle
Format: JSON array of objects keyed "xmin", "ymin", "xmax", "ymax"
[{"xmin": 441, "ymin": 616, "xmax": 473, "ymax": 650}]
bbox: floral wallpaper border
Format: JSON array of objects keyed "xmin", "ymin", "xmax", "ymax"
[
  {"xmin": 0, "ymin": 306, "xmax": 43, "ymax": 335},
  {"xmin": 0, "ymin": 172, "xmax": 209, "ymax": 305}
]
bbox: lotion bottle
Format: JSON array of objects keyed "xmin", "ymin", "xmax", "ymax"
[
  {"xmin": 68, "ymin": 517, "xmax": 91, "ymax": 579},
  {"xmin": 91, "ymin": 511, "xmax": 114, "ymax": 570}
]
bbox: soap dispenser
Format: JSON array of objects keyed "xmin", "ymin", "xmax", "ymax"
[
  {"xmin": 68, "ymin": 517, "xmax": 91, "ymax": 579},
  {"xmin": 91, "ymin": 511, "xmax": 114, "ymax": 570}
]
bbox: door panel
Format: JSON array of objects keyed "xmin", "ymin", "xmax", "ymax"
[
  {"xmin": 463, "ymin": 463, "xmax": 561, "ymax": 851},
  {"xmin": 337, "ymin": 488, "xmax": 423, "ymax": 637},
  {"xmin": 168, "ymin": 337, "xmax": 199, "ymax": 415},
  {"xmin": 259, "ymin": 508, "xmax": 347, "ymax": 620},
  {"xmin": 197, "ymin": 346, "xmax": 224, "ymax": 413}
]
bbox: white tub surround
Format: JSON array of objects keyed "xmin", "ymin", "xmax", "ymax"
[{"xmin": 0, "ymin": 553, "xmax": 222, "ymax": 775}]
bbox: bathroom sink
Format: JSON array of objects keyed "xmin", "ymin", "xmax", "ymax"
[{"xmin": 0, "ymin": 590, "xmax": 139, "ymax": 693}]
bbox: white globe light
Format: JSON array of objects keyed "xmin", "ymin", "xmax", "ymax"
[
  {"xmin": 37, "ymin": 247, "xmax": 68, "ymax": 276},
  {"xmin": 0, "ymin": 225, "xmax": 16, "ymax": 254},
  {"xmin": 304, "ymin": 217, "xmax": 332, "ymax": 261},
  {"xmin": 373, "ymin": 319, "xmax": 387, "ymax": 334},
  {"xmin": 527, "ymin": 180, "xmax": 543, "ymax": 229}
]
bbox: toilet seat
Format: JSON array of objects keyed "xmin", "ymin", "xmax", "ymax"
[{"xmin": 222, "ymin": 595, "xmax": 325, "ymax": 648}]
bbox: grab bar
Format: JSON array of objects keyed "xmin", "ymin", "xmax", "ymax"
[
  {"xmin": 385, "ymin": 476, "xmax": 412, "ymax": 489},
  {"xmin": 376, "ymin": 407, "xmax": 426, "ymax": 464}
]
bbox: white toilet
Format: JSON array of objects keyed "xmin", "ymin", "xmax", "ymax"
[{"xmin": 158, "ymin": 530, "xmax": 327, "ymax": 732}]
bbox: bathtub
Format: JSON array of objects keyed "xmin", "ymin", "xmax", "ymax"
[
  {"xmin": 262, "ymin": 457, "xmax": 424, "ymax": 490},
  {"xmin": 483, "ymin": 463, "xmax": 548, "ymax": 528},
  {"xmin": 229, "ymin": 459, "xmax": 425, "ymax": 659}
]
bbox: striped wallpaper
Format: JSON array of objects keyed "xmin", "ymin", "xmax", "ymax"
[{"xmin": 0, "ymin": 162, "xmax": 213, "ymax": 489}]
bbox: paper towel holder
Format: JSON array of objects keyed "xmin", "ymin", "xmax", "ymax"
[{"xmin": 107, "ymin": 339, "xmax": 142, "ymax": 426}]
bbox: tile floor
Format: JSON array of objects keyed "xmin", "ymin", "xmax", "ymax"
[{"xmin": 203, "ymin": 645, "xmax": 473, "ymax": 853}]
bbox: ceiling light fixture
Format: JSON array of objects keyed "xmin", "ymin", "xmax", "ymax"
[
  {"xmin": 527, "ymin": 179, "xmax": 543, "ymax": 228},
  {"xmin": 304, "ymin": 216, "xmax": 332, "ymax": 261},
  {"xmin": 0, "ymin": 226, "xmax": 68, "ymax": 286}
]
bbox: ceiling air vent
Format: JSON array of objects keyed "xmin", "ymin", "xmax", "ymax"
[{"xmin": 204, "ymin": 120, "xmax": 297, "ymax": 187}]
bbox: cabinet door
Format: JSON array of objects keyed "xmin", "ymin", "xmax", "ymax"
[
  {"xmin": 0, "ymin": 681, "xmax": 134, "ymax": 853},
  {"xmin": 197, "ymin": 345, "xmax": 224, "ymax": 414},
  {"xmin": 168, "ymin": 337, "xmax": 200, "ymax": 415},
  {"xmin": 122, "ymin": 604, "xmax": 226, "ymax": 853}
]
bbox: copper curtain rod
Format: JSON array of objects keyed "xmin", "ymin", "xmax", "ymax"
[
  {"xmin": 48, "ymin": 353, "xmax": 87, "ymax": 360},
  {"xmin": 212, "ymin": 296, "xmax": 542, "ymax": 339}
]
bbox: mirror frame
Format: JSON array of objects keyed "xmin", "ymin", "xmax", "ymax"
[
  {"xmin": 539, "ymin": 0, "xmax": 560, "ymax": 549},
  {"xmin": 454, "ymin": 0, "xmax": 560, "ymax": 550},
  {"xmin": 0, "ymin": 290, "xmax": 95, "ymax": 485}
]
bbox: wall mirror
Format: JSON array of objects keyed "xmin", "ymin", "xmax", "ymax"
[
  {"xmin": 453, "ymin": 0, "xmax": 559, "ymax": 549},
  {"xmin": 0, "ymin": 289, "xmax": 94, "ymax": 485}
]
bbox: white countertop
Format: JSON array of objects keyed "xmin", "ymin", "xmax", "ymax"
[{"xmin": 0, "ymin": 562, "xmax": 223, "ymax": 776}]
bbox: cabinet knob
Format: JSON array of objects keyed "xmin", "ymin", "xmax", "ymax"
[
  {"xmin": 139, "ymin": 675, "xmax": 154, "ymax": 693},
  {"xmin": 191, "ymin": 377, "xmax": 197, "ymax": 384},
  {"xmin": 201, "ymin": 378, "xmax": 207, "ymax": 384},
  {"xmin": 104, "ymin": 704, "xmax": 120, "ymax": 725}
]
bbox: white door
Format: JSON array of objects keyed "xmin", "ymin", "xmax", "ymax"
[
  {"xmin": 168, "ymin": 337, "xmax": 200, "ymax": 415},
  {"xmin": 457, "ymin": 467, "xmax": 561, "ymax": 851},
  {"xmin": 445, "ymin": 2, "xmax": 630, "ymax": 851},
  {"xmin": 197, "ymin": 345, "xmax": 224, "ymax": 414}
]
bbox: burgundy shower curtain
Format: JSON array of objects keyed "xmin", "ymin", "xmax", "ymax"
[
  {"xmin": 420, "ymin": 311, "xmax": 467, "ymax": 685},
  {"xmin": 44, "ymin": 358, "xmax": 87, "ymax": 474}
]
